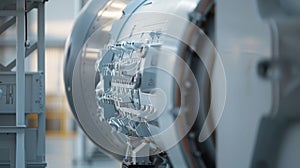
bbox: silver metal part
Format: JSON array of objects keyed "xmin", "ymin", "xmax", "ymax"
[
  {"xmin": 132, "ymin": 141, "xmax": 150, "ymax": 165},
  {"xmin": 65, "ymin": 0, "xmax": 133, "ymax": 161},
  {"xmin": 65, "ymin": 0, "xmax": 218, "ymax": 167},
  {"xmin": 96, "ymin": 40, "xmax": 162, "ymax": 138}
]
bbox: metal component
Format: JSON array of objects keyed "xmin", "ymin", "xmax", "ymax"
[
  {"xmin": 122, "ymin": 0, "xmax": 147, "ymax": 16},
  {"xmin": 0, "ymin": 126, "xmax": 26, "ymax": 133},
  {"xmin": 64, "ymin": 0, "xmax": 217, "ymax": 167},
  {"xmin": 0, "ymin": 42, "xmax": 38, "ymax": 71},
  {"xmin": 16, "ymin": 1, "xmax": 26, "ymax": 167},
  {"xmin": 252, "ymin": 62, "xmax": 300, "ymax": 167},
  {"xmin": 0, "ymin": 73, "xmax": 43, "ymax": 114},
  {"xmin": 0, "ymin": 17, "xmax": 16, "ymax": 35},
  {"xmin": 25, "ymin": 40, "xmax": 31, "ymax": 48},
  {"xmin": 189, "ymin": 0, "xmax": 214, "ymax": 26},
  {"xmin": 96, "ymin": 40, "xmax": 159, "ymax": 137},
  {"xmin": 132, "ymin": 141, "xmax": 151, "ymax": 165},
  {"xmin": 6, "ymin": 85, "xmax": 14, "ymax": 105},
  {"xmin": 0, "ymin": 10, "xmax": 19, "ymax": 16},
  {"xmin": 37, "ymin": 1, "xmax": 46, "ymax": 158},
  {"xmin": 0, "ymin": 0, "xmax": 47, "ymax": 167},
  {"xmin": 27, "ymin": 42, "xmax": 38, "ymax": 56},
  {"xmin": 252, "ymin": 1, "xmax": 300, "ymax": 168},
  {"xmin": 258, "ymin": 58, "xmax": 300, "ymax": 81}
]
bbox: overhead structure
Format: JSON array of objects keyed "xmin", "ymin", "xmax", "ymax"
[{"xmin": 0, "ymin": 0, "xmax": 47, "ymax": 168}]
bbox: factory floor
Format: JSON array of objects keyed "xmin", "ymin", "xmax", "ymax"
[{"xmin": 46, "ymin": 137, "xmax": 121, "ymax": 168}]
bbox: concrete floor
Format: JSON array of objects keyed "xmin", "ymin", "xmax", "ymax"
[{"xmin": 46, "ymin": 137, "xmax": 121, "ymax": 168}]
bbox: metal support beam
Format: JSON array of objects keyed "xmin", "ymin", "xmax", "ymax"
[
  {"xmin": 0, "ymin": 42, "xmax": 38, "ymax": 71},
  {"xmin": 0, "ymin": 11, "xmax": 18, "ymax": 16},
  {"xmin": 15, "ymin": 0, "xmax": 26, "ymax": 168},
  {"xmin": 37, "ymin": 1, "xmax": 46, "ymax": 158},
  {"xmin": 0, "ymin": 0, "xmax": 44, "ymax": 16},
  {"xmin": 28, "ymin": 0, "xmax": 48, "ymax": 2},
  {"xmin": 26, "ymin": 42, "xmax": 38, "ymax": 56},
  {"xmin": 0, "ymin": 64, "xmax": 6, "ymax": 71},
  {"xmin": 0, "ymin": 17, "xmax": 16, "ymax": 35},
  {"xmin": 0, "ymin": 126, "xmax": 26, "ymax": 133}
]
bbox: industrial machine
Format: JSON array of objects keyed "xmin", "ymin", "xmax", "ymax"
[{"xmin": 64, "ymin": 0, "xmax": 300, "ymax": 167}]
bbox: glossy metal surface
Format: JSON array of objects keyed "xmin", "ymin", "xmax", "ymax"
[
  {"xmin": 65, "ymin": 0, "xmax": 219, "ymax": 167},
  {"xmin": 64, "ymin": 0, "xmax": 130, "ymax": 160}
]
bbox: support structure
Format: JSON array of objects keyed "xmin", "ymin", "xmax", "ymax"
[
  {"xmin": 0, "ymin": 0, "xmax": 47, "ymax": 168},
  {"xmin": 16, "ymin": 1, "xmax": 26, "ymax": 167}
]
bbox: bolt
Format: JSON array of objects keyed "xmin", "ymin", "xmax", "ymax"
[{"xmin": 25, "ymin": 40, "xmax": 31, "ymax": 48}]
